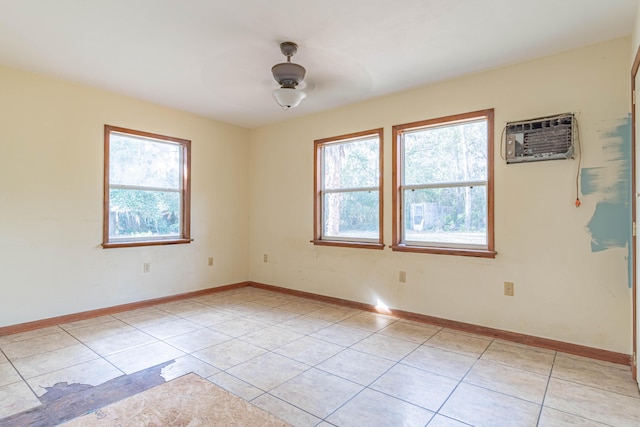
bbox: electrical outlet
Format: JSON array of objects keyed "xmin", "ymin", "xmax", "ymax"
[
  {"xmin": 263, "ymin": 254, "xmax": 268, "ymax": 263},
  {"xmin": 207, "ymin": 257, "xmax": 213, "ymax": 266},
  {"xmin": 504, "ymin": 281, "xmax": 514, "ymax": 296},
  {"xmin": 143, "ymin": 262, "xmax": 151, "ymax": 273},
  {"xmin": 399, "ymin": 271, "xmax": 407, "ymax": 283}
]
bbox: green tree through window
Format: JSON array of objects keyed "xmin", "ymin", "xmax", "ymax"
[
  {"xmin": 392, "ymin": 110, "xmax": 495, "ymax": 257},
  {"xmin": 313, "ymin": 129, "xmax": 384, "ymax": 249}
]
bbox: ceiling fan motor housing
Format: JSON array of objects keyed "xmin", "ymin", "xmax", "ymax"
[
  {"xmin": 272, "ymin": 42, "xmax": 306, "ymax": 88},
  {"xmin": 272, "ymin": 63, "xmax": 305, "ymax": 88}
]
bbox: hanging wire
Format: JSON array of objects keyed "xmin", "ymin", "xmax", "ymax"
[
  {"xmin": 499, "ymin": 125, "xmax": 507, "ymax": 161},
  {"xmin": 574, "ymin": 117, "xmax": 582, "ymax": 207}
]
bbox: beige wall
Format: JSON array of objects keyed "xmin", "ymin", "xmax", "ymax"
[
  {"xmin": 0, "ymin": 66, "xmax": 251, "ymax": 327},
  {"xmin": 631, "ymin": 0, "xmax": 639, "ymax": 380},
  {"xmin": 0, "ymin": 37, "xmax": 633, "ymax": 354},
  {"xmin": 632, "ymin": 1, "xmax": 640, "ymax": 62},
  {"xmin": 249, "ymin": 38, "xmax": 632, "ymax": 353}
]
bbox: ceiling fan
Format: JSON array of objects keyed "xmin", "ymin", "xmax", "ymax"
[{"xmin": 271, "ymin": 41, "xmax": 306, "ymax": 110}]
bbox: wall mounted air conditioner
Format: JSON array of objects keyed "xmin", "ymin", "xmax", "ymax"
[{"xmin": 505, "ymin": 113, "xmax": 575, "ymax": 164}]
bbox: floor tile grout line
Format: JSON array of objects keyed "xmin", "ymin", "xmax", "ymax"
[
  {"xmin": 83, "ymin": 331, "xmax": 163, "ymax": 357},
  {"xmin": 350, "ymin": 352, "xmax": 437, "ymax": 415},
  {"xmin": 214, "ymin": 366, "xmax": 272, "ymax": 395},
  {"xmin": 198, "ymin": 298, "xmax": 494, "ymax": 421},
  {"xmin": 1, "ymin": 327, "xmax": 84, "ymax": 361},
  {"xmin": 4, "ymin": 330, "xmax": 101, "ymax": 373},
  {"xmin": 348, "ymin": 330, "xmax": 452, "ymax": 413},
  {"xmin": 253, "ymin": 391, "xmax": 324, "ymax": 425},
  {"xmin": 479, "ymin": 348, "xmax": 556, "ymax": 377},
  {"xmin": 430, "ymin": 414, "xmax": 475, "ymax": 426},
  {"xmin": 206, "ymin": 369, "xmax": 266, "ymax": 398},
  {"xmin": 536, "ymin": 351, "xmax": 556, "ymax": 427},
  {"xmin": 548, "ymin": 352, "xmax": 640, "ymax": 398},
  {"xmin": 428, "ymin": 335, "xmax": 496, "ymax": 421},
  {"xmin": 2, "ymin": 323, "xmax": 140, "ymax": 393},
  {"xmin": 57, "ymin": 314, "xmax": 118, "ymax": 332},
  {"xmin": 0, "ymin": 347, "xmax": 34, "ymax": 393},
  {"xmin": 0, "ymin": 326, "xmax": 65, "ymax": 347},
  {"xmin": 309, "ymin": 320, "xmax": 429, "ymax": 424},
  {"xmin": 99, "ymin": 352, "xmax": 127, "ymax": 379},
  {"xmin": 17, "ymin": 348, "xmax": 119, "ymax": 383},
  {"xmin": 450, "ymin": 380, "xmax": 549, "ymax": 407},
  {"xmin": 71, "ymin": 320, "xmax": 184, "ymax": 375},
  {"xmin": 213, "ymin": 343, "xmax": 324, "ymax": 405},
  {"xmin": 547, "ymin": 374, "xmax": 640, "ymax": 399},
  {"xmin": 200, "ymin": 303, "xmax": 385, "ymax": 423},
  {"xmin": 541, "ymin": 352, "xmax": 620, "ymax": 427},
  {"xmin": 491, "ymin": 338, "xmax": 557, "ymax": 355},
  {"xmin": 3, "ymin": 288, "xmax": 638, "ymax": 425},
  {"xmin": 314, "ymin": 378, "xmax": 368, "ymax": 423},
  {"xmin": 0, "ymin": 348, "xmax": 9, "ymax": 365},
  {"xmin": 472, "ymin": 356, "xmax": 555, "ymax": 378}
]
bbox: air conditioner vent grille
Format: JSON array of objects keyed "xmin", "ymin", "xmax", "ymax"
[{"xmin": 506, "ymin": 113, "xmax": 574, "ymax": 164}]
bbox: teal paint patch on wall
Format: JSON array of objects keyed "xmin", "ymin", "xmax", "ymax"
[
  {"xmin": 580, "ymin": 167, "xmax": 604, "ymax": 196},
  {"xmin": 581, "ymin": 115, "xmax": 632, "ymax": 287},
  {"xmin": 587, "ymin": 202, "xmax": 630, "ymax": 252}
]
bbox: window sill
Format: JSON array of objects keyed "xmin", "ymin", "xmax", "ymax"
[
  {"xmin": 390, "ymin": 244, "xmax": 496, "ymax": 258},
  {"xmin": 102, "ymin": 239, "xmax": 192, "ymax": 249},
  {"xmin": 311, "ymin": 240, "xmax": 385, "ymax": 250}
]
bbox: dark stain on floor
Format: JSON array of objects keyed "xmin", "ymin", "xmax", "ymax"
[{"xmin": 0, "ymin": 360, "xmax": 174, "ymax": 427}]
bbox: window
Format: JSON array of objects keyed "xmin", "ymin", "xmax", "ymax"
[
  {"xmin": 313, "ymin": 129, "xmax": 384, "ymax": 249},
  {"xmin": 392, "ymin": 109, "xmax": 495, "ymax": 257},
  {"xmin": 103, "ymin": 125, "xmax": 191, "ymax": 248}
]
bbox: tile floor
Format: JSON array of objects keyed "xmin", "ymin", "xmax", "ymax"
[{"xmin": 0, "ymin": 286, "xmax": 639, "ymax": 426}]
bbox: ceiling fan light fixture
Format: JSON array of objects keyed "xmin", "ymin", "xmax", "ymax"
[
  {"xmin": 271, "ymin": 41, "xmax": 307, "ymax": 109},
  {"xmin": 273, "ymin": 87, "xmax": 306, "ymax": 110}
]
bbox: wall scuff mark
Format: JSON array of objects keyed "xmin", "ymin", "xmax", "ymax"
[{"xmin": 581, "ymin": 115, "xmax": 631, "ymax": 287}]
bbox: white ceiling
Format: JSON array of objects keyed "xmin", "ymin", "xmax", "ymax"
[{"xmin": 0, "ymin": 0, "xmax": 637, "ymax": 128}]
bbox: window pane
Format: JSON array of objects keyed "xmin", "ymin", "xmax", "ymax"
[
  {"xmin": 323, "ymin": 191, "xmax": 379, "ymax": 240},
  {"xmin": 109, "ymin": 188, "xmax": 181, "ymax": 239},
  {"xmin": 323, "ymin": 137, "xmax": 379, "ymax": 189},
  {"xmin": 403, "ymin": 186, "xmax": 487, "ymax": 246},
  {"xmin": 403, "ymin": 120, "xmax": 487, "ymax": 185},
  {"xmin": 110, "ymin": 133, "xmax": 181, "ymax": 189}
]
